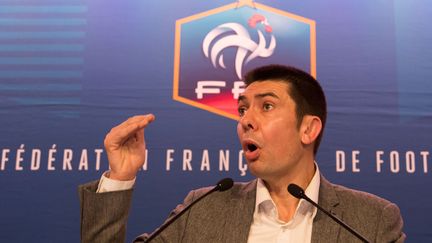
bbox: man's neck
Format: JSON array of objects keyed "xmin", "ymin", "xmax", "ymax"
[{"xmin": 262, "ymin": 161, "xmax": 316, "ymax": 222}]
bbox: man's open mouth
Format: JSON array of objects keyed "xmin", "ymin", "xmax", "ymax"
[{"xmin": 247, "ymin": 143, "xmax": 258, "ymax": 152}]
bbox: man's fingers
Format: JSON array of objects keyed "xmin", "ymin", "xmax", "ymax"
[
  {"xmin": 121, "ymin": 114, "xmax": 155, "ymax": 129},
  {"xmin": 115, "ymin": 115, "xmax": 154, "ymax": 143},
  {"xmin": 135, "ymin": 127, "xmax": 145, "ymax": 144},
  {"xmin": 106, "ymin": 114, "xmax": 155, "ymax": 147},
  {"xmin": 136, "ymin": 114, "xmax": 155, "ymax": 128}
]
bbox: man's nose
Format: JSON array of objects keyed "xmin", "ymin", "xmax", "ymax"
[{"xmin": 239, "ymin": 109, "xmax": 257, "ymax": 131}]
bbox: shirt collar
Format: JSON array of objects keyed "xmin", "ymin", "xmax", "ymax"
[
  {"xmin": 304, "ymin": 163, "xmax": 320, "ymax": 217},
  {"xmin": 254, "ymin": 162, "xmax": 321, "ymax": 221}
]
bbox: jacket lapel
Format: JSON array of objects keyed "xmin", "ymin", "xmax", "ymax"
[
  {"xmin": 311, "ymin": 176, "xmax": 343, "ymax": 243},
  {"xmin": 222, "ymin": 179, "xmax": 257, "ymax": 243},
  {"xmin": 218, "ymin": 177, "xmax": 344, "ymax": 243}
]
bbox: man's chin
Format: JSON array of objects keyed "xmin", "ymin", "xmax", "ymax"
[{"xmin": 247, "ymin": 163, "xmax": 269, "ymax": 179}]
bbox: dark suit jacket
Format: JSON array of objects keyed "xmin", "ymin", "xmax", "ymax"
[{"xmin": 79, "ymin": 176, "xmax": 405, "ymax": 243}]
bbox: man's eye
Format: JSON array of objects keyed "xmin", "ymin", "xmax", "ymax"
[
  {"xmin": 263, "ymin": 103, "xmax": 273, "ymax": 111},
  {"xmin": 238, "ymin": 107, "xmax": 246, "ymax": 116}
]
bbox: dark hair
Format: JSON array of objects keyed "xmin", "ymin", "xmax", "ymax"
[{"xmin": 244, "ymin": 64, "xmax": 327, "ymax": 154}]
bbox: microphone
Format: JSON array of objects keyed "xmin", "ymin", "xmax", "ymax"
[
  {"xmin": 288, "ymin": 184, "xmax": 370, "ymax": 243},
  {"xmin": 145, "ymin": 178, "xmax": 234, "ymax": 242}
]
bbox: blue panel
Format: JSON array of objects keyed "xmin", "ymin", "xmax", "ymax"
[
  {"xmin": 0, "ymin": 1, "xmax": 430, "ymax": 242},
  {"xmin": 0, "ymin": 31, "xmax": 85, "ymax": 39}
]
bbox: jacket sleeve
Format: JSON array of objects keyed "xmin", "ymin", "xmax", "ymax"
[
  {"xmin": 79, "ymin": 180, "xmax": 134, "ymax": 243},
  {"xmin": 375, "ymin": 202, "xmax": 406, "ymax": 243}
]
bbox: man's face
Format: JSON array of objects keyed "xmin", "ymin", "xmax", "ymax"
[{"xmin": 237, "ymin": 80, "xmax": 306, "ymax": 180}]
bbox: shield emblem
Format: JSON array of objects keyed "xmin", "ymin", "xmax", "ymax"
[{"xmin": 173, "ymin": 1, "xmax": 316, "ymax": 120}]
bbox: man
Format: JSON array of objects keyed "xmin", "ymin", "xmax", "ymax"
[{"xmin": 79, "ymin": 65, "xmax": 405, "ymax": 243}]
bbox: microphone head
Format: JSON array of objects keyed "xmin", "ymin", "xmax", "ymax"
[
  {"xmin": 287, "ymin": 183, "xmax": 305, "ymax": 199},
  {"xmin": 216, "ymin": 178, "xmax": 234, "ymax": 192}
]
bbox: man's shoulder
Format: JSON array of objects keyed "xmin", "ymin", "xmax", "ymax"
[
  {"xmin": 317, "ymin": 176, "xmax": 405, "ymax": 242},
  {"xmin": 320, "ymin": 176, "xmax": 397, "ymax": 212}
]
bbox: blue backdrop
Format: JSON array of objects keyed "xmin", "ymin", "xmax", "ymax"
[{"xmin": 0, "ymin": 1, "xmax": 431, "ymax": 242}]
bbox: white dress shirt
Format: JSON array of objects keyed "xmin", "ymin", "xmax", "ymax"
[{"xmin": 247, "ymin": 165, "xmax": 320, "ymax": 243}]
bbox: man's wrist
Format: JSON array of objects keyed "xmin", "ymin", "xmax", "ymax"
[
  {"xmin": 107, "ymin": 171, "xmax": 136, "ymax": 181},
  {"xmin": 96, "ymin": 171, "xmax": 136, "ymax": 193}
]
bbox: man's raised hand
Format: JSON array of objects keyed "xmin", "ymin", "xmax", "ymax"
[{"xmin": 103, "ymin": 114, "xmax": 155, "ymax": 181}]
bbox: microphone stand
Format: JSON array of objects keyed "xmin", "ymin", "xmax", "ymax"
[
  {"xmin": 145, "ymin": 178, "xmax": 233, "ymax": 242},
  {"xmin": 288, "ymin": 184, "xmax": 370, "ymax": 243}
]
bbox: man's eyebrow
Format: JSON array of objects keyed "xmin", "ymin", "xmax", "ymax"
[
  {"xmin": 255, "ymin": 92, "xmax": 279, "ymax": 99},
  {"xmin": 237, "ymin": 95, "xmax": 247, "ymax": 104},
  {"xmin": 237, "ymin": 92, "xmax": 279, "ymax": 104}
]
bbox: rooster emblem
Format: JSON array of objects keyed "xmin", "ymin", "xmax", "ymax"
[{"xmin": 202, "ymin": 14, "xmax": 276, "ymax": 79}]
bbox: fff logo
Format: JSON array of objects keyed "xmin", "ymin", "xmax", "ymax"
[{"xmin": 173, "ymin": 1, "xmax": 316, "ymax": 120}]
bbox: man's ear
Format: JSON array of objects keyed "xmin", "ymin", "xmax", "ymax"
[{"xmin": 300, "ymin": 115, "xmax": 322, "ymax": 145}]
